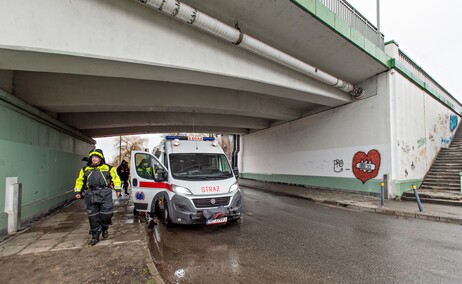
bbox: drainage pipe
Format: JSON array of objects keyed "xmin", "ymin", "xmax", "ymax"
[{"xmin": 134, "ymin": 0, "xmax": 365, "ymax": 98}]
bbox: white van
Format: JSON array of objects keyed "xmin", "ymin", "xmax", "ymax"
[{"xmin": 130, "ymin": 136, "xmax": 242, "ymax": 226}]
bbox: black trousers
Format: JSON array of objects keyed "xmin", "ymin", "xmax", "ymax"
[
  {"xmin": 84, "ymin": 187, "xmax": 113, "ymax": 237},
  {"xmin": 122, "ymin": 179, "xmax": 129, "ymax": 192}
]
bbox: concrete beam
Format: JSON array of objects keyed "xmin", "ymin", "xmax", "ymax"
[
  {"xmin": 83, "ymin": 125, "xmax": 249, "ymax": 137},
  {"xmin": 14, "ymin": 72, "xmax": 301, "ymax": 121},
  {"xmin": 0, "ymin": 47, "xmax": 351, "ymax": 107},
  {"xmin": 59, "ymin": 112, "xmax": 270, "ymax": 130}
]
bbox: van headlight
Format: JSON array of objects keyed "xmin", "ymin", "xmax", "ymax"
[
  {"xmin": 229, "ymin": 183, "xmax": 239, "ymax": 193},
  {"xmin": 172, "ymin": 185, "xmax": 192, "ymax": 195}
]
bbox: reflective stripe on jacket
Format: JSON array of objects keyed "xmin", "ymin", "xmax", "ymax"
[{"xmin": 74, "ymin": 164, "xmax": 121, "ymax": 193}]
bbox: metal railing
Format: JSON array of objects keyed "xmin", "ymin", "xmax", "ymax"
[{"xmin": 319, "ymin": 0, "xmax": 384, "ymax": 49}]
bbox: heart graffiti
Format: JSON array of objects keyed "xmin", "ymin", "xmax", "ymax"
[{"xmin": 352, "ymin": 150, "xmax": 381, "ymax": 183}]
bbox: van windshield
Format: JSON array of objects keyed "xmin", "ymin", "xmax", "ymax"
[{"xmin": 169, "ymin": 153, "xmax": 234, "ymax": 180}]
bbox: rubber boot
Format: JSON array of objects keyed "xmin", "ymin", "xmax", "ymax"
[{"xmin": 89, "ymin": 233, "xmax": 100, "ymax": 246}]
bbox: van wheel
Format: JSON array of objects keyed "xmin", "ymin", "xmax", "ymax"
[
  {"xmin": 133, "ymin": 208, "xmax": 140, "ymax": 218},
  {"xmin": 162, "ymin": 203, "xmax": 174, "ymax": 228}
]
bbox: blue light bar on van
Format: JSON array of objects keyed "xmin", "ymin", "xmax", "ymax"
[
  {"xmin": 166, "ymin": 136, "xmax": 215, "ymax": 141},
  {"xmin": 166, "ymin": 136, "xmax": 187, "ymax": 140}
]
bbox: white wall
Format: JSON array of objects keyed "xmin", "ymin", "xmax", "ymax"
[
  {"xmin": 241, "ymin": 73, "xmax": 391, "ymax": 189},
  {"xmin": 240, "ymin": 69, "xmax": 460, "ymax": 197},
  {"xmin": 390, "ymin": 71, "xmax": 459, "ymax": 181}
]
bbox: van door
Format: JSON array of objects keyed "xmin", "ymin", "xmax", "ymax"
[{"xmin": 130, "ymin": 151, "xmax": 171, "ymax": 214}]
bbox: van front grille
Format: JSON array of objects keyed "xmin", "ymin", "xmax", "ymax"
[{"xmin": 193, "ymin": 196, "xmax": 230, "ymax": 208}]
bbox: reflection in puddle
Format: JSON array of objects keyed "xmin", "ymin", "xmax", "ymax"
[
  {"xmin": 146, "ymin": 223, "xmax": 164, "ymax": 261},
  {"xmin": 146, "ymin": 222, "xmax": 243, "ymax": 283},
  {"xmin": 174, "ymin": 268, "xmax": 185, "ymax": 283}
]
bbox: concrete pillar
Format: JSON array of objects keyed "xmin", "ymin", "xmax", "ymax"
[
  {"xmin": 384, "ymin": 41, "xmax": 400, "ymax": 58},
  {"xmin": 4, "ymin": 177, "xmax": 22, "ymax": 234}
]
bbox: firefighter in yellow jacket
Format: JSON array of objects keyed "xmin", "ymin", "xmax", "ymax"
[{"xmin": 74, "ymin": 149, "xmax": 121, "ymax": 246}]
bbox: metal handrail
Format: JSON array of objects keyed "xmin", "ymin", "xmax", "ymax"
[{"xmin": 319, "ymin": 0, "xmax": 384, "ymax": 49}]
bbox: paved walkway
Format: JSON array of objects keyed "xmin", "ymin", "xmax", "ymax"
[
  {"xmin": 239, "ymin": 179, "xmax": 462, "ymax": 225},
  {"xmin": 0, "ymin": 193, "xmax": 164, "ymax": 284}
]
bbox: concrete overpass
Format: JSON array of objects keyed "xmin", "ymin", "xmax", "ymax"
[
  {"xmin": 0, "ymin": 0, "xmax": 389, "ymax": 136},
  {"xmin": 0, "ymin": 0, "xmax": 461, "ymax": 235}
]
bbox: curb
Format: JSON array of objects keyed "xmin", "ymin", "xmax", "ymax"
[{"xmin": 142, "ymin": 225, "xmax": 165, "ymax": 284}]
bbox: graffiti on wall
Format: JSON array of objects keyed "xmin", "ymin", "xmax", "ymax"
[
  {"xmin": 352, "ymin": 150, "xmax": 381, "ymax": 183},
  {"xmin": 441, "ymin": 137, "xmax": 452, "ymax": 146},
  {"xmin": 417, "ymin": 137, "xmax": 426, "ymax": 148},
  {"xmin": 450, "ymin": 115, "xmax": 458, "ymax": 132},
  {"xmin": 333, "ymin": 159, "xmax": 350, "ymax": 173},
  {"xmin": 398, "ymin": 140, "xmax": 411, "ymax": 154},
  {"xmin": 333, "ymin": 159, "xmax": 343, "ymax": 173},
  {"xmin": 437, "ymin": 113, "xmax": 456, "ymax": 147}
]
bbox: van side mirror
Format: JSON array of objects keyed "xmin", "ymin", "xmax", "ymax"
[
  {"xmin": 233, "ymin": 168, "xmax": 239, "ymax": 179},
  {"xmin": 155, "ymin": 169, "xmax": 168, "ymax": 182}
]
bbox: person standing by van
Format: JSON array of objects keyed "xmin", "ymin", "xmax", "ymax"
[
  {"xmin": 117, "ymin": 160, "xmax": 130, "ymax": 195},
  {"xmin": 74, "ymin": 149, "xmax": 122, "ymax": 246}
]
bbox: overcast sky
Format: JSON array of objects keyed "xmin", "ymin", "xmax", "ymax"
[
  {"xmin": 95, "ymin": 134, "xmax": 162, "ymax": 164},
  {"xmin": 346, "ymin": 0, "xmax": 462, "ymax": 102},
  {"xmin": 96, "ymin": 0, "xmax": 461, "ymax": 158}
]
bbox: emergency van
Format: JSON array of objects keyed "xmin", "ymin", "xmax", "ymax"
[{"xmin": 130, "ymin": 136, "xmax": 242, "ymax": 226}]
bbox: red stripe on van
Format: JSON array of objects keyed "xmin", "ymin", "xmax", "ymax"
[{"xmin": 139, "ymin": 181, "xmax": 172, "ymax": 191}]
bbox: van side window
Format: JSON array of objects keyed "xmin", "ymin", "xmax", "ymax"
[{"xmin": 135, "ymin": 153, "xmax": 162, "ymax": 180}]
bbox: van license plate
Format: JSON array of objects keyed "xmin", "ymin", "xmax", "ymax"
[{"xmin": 206, "ymin": 217, "xmax": 227, "ymax": 225}]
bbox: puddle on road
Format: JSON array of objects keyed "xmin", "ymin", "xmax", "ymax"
[{"xmin": 146, "ymin": 222, "xmax": 164, "ymax": 261}]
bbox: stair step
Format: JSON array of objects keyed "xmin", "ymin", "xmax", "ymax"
[
  {"xmin": 420, "ymin": 185, "xmax": 460, "ymax": 191},
  {"xmin": 414, "ymin": 127, "xmax": 462, "ymax": 205},
  {"xmin": 426, "ymin": 172, "xmax": 460, "ymax": 176},
  {"xmin": 425, "ymin": 175, "xmax": 459, "ymax": 178},
  {"xmin": 428, "ymin": 166, "xmax": 462, "ymax": 170},
  {"xmin": 421, "ymin": 182, "xmax": 459, "ymax": 187},
  {"xmin": 401, "ymin": 196, "xmax": 462, "ymax": 207}
]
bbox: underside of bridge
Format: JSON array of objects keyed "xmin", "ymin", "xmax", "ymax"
[{"xmin": 0, "ymin": 0, "xmax": 388, "ymax": 138}]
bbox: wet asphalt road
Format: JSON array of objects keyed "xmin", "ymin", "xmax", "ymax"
[{"xmin": 146, "ymin": 188, "xmax": 462, "ymax": 284}]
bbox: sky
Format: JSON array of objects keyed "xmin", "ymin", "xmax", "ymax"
[
  {"xmin": 96, "ymin": 0, "xmax": 462, "ymax": 159},
  {"xmin": 95, "ymin": 134, "xmax": 163, "ymax": 164},
  {"xmin": 345, "ymin": 0, "xmax": 462, "ymax": 102}
]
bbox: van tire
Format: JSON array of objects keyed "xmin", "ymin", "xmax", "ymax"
[{"xmin": 162, "ymin": 203, "xmax": 174, "ymax": 228}]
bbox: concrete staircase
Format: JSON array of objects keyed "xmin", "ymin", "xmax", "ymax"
[{"xmin": 401, "ymin": 127, "xmax": 462, "ymax": 206}]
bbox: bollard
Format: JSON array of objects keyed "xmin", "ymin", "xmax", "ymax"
[
  {"xmin": 380, "ymin": 181, "xmax": 385, "ymax": 207},
  {"xmin": 412, "ymin": 185, "xmax": 423, "ymax": 212},
  {"xmin": 460, "ymin": 172, "xmax": 462, "ymax": 193},
  {"xmin": 4, "ymin": 177, "xmax": 22, "ymax": 234}
]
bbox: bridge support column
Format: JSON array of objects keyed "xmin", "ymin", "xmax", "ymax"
[{"xmin": 231, "ymin": 135, "xmax": 240, "ymax": 171}]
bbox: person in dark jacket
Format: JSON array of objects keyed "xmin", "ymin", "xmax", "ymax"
[
  {"xmin": 74, "ymin": 149, "xmax": 121, "ymax": 246},
  {"xmin": 117, "ymin": 160, "xmax": 130, "ymax": 195}
]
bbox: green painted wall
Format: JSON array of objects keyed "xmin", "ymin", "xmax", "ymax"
[
  {"xmin": 0, "ymin": 94, "xmax": 93, "ymax": 234},
  {"xmin": 241, "ymin": 173, "xmax": 423, "ymax": 198},
  {"xmin": 241, "ymin": 172, "xmax": 382, "ymax": 195}
]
